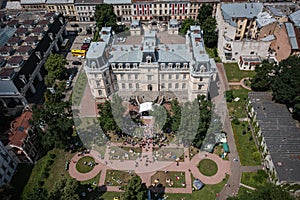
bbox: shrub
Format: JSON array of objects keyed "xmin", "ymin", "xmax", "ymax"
[
  {"xmin": 225, "ymin": 90, "xmax": 234, "ymax": 102},
  {"xmin": 49, "ymin": 153, "xmax": 56, "ymax": 159},
  {"xmin": 232, "ymin": 118, "xmax": 240, "ymax": 125}
]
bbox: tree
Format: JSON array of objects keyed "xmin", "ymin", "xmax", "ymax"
[
  {"xmin": 123, "ymin": 176, "xmax": 147, "ymax": 200},
  {"xmin": 25, "ymin": 188, "xmax": 48, "ymax": 200},
  {"xmin": 197, "ymin": 4, "xmax": 213, "ymax": 26},
  {"xmin": 225, "ymin": 90, "xmax": 234, "ymax": 102},
  {"xmin": 179, "ymin": 18, "xmax": 198, "ymax": 35},
  {"xmin": 0, "ymin": 184, "xmax": 14, "ymax": 200},
  {"xmin": 202, "ymin": 16, "xmax": 218, "ymax": 48},
  {"xmin": 31, "ymin": 99, "xmax": 74, "ymax": 155},
  {"xmin": 95, "ymin": 4, "xmax": 117, "ymax": 31},
  {"xmin": 170, "ymin": 99, "xmax": 181, "ymax": 132},
  {"xmin": 193, "ymin": 95, "xmax": 212, "ymax": 148},
  {"xmin": 48, "ymin": 178, "xmax": 80, "ymax": 200},
  {"xmin": 251, "ymin": 60, "xmax": 275, "ymax": 91},
  {"xmin": 45, "ymin": 54, "xmax": 67, "ymax": 86},
  {"xmin": 227, "ymin": 183, "xmax": 295, "ymax": 200}
]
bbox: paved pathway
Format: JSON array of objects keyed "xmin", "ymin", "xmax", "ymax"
[
  {"xmin": 239, "ymin": 183, "xmax": 256, "ymax": 191},
  {"xmin": 228, "ymin": 77, "xmax": 252, "ymax": 91},
  {"xmin": 69, "ymin": 142, "xmax": 231, "ymax": 193}
]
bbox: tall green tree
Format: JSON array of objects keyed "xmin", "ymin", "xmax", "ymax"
[
  {"xmin": 251, "ymin": 60, "xmax": 275, "ymax": 91},
  {"xmin": 179, "ymin": 18, "xmax": 198, "ymax": 34},
  {"xmin": 202, "ymin": 16, "xmax": 218, "ymax": 48},
  {"xmin": 95, "ymin": 4, "xmax": 117, "ymax": 31},
  {"xmin": 44, "ymin": 54, "xmax": 67, "ymax": 86},
  {"xmin": 170, "ymin": 99, "xmax": 181, "ymax": 132},
  {"xmin": 197, "ymin": 4, "xmax": 213, "ymax": 25},
  {"xmin": 123, "ymin": 176, "xmax": 147, "ymax": 200}
]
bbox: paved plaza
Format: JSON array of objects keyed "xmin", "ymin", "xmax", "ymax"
[{"xmin": 69, "ymin": 143, "xmax": 231, "ymax": 194}]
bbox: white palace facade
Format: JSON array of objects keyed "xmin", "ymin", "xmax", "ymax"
[{"xmin": 84, "ymin": 20, "xmax": 217, "ymax": 102}]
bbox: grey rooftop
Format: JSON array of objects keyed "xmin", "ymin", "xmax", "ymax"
[{"xmin": 249, "ymin": 92, "xmax": 300, "ymax": 183}]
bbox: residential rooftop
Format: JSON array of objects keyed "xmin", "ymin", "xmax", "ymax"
[
  {"xmin": 289, "ymin": 10, "xmax": 300, "ymax": 27},
  {"xmin": 249, "ymin": 92, "xmax": 300, "ymax": 183}
]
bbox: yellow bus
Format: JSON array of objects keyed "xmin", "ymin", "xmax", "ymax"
[{"xmin": 71, "ymin": 49, "xmax": 86, "ymax": 58}]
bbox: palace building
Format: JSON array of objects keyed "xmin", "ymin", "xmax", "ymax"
[{"xmin": 84, "ymin": 20, "xmax": 217, "ymax": 102}]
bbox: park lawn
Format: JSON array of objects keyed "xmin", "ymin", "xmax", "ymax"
[
  {"xmin": 151, "ymin": 171, "xmax": 186, "ymax": 188},
  {"xmin": 99, "ymin": 192, "xmax": 124, "ymax": 200},
  {"xmin": 105, "ymin": 170, "xmax": 134, "ymax": 187},
  {"xmin": 198, "ymin": 159, "xmax": 218, "ymax": 176},
  {"xmin": 76, "ymin": 156, "xmax": 95, "ymax": 173},
  {"xmin": 237, "ymin": 186, "xmax": 254, "ymax": 197},
  {"xmin": 10, "ymin": 164, "xmax": 33, "ymax": 200},
  {"xmin": 227, "ymin": 86, "xmax": 249, "ymax": 118},
  {"xmin": 109, "ymin": 146, "xmax": 142, "ymax": 160},
  {"xmin": 22, "ymin": 149, "xmax": 75, "ymax": 198},
  {"xmin": 231, "ymin": 121, "xmax": 261, "ymax": 166},
  {"xmin": 72, "ymin": 71, "xmax": 87, "ymax": 106},
  {"xmin": 241, "ymin": 170, "xmax": 269, "ymax": 188},
  {"xmin": 153, "ymin": 147, "xmax": 184, "ymax": 161},
  {"xmin": 224, "ymin": 63, "xmax": 256, "ymax": 82},
  {"xmin": 166, "ymin": 175, "xmax": 229, "ymax": 200}
]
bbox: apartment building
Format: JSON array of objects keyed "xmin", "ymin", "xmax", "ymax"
[
  {"xmin": 45, "ymin": 0, "xmax": 76, "ymax": 21},
  {"xmin": 217, "ymin": 2, "xmax": 291, "ymax": 64},
  {"xmin": 248, "ymin": 92, "xmax": 300, "ymax": 185},
  {"xmin": 84, "ymin": 21, "xmax": 217, "ymax": 102},
  {"xmin": 20, "ymin": 0, "xmax": 46, "ymax": 10},
  {"xmin": 0, "ymin": 12, "xmax": 68, "ymax": 116},
  {"xmin": 130, "ymin": 0, "xmax": 218, "ymax": 23},
  {"xmin": 0, "ymin": 141, "xmax": 18, "ymax": 186},
  {"xmin": 74, "ymin": 0, "xmax": 103, "ymax": 22}
]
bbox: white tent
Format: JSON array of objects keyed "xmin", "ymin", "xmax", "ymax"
[{"xmin": 139, "ymin": 102, "xmax": 153, "ymax": 113}]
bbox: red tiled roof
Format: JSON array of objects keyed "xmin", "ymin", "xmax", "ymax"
[
  {"xmin": 7, "ymin": 56, "xmax": 23, "ymax": 65},
  {"xmin": 37, "ymin": 20, "xmax": 49, "ymax": 26},
  {"xmin": 32, "ymin": 27, "xmax": 44, "ymax": 33},
  {"xmin": 17, "ymin": 45, "xmax": 33, "ymax": 53},
  {"xmin": 9, "ymin": 111, "xmax": 32, "ymax": 147},
  {"xmin": 16, "ymin": 28, "xmax": 28, "ymax": 34},
  {"xmin": 7, "ymin": 20, "xmax": 19, "ymax": 26},
  {"xmin": 0, "ymin": 68, "xmax": 14, "ymax": 78},
  {"xmin": 0, "ymin": 46, "xmax": 13, "ymax": 53},
  {"xmin": 24, "ymin": 36, "xmax": 38, "ymax": 43},
  {"xmin": 7, "ymin": 36, "xmax": 21, "ymax": 44},
  {"xmin": 23, "ymin": 20, "xmax": 35, "ymax": 25}
]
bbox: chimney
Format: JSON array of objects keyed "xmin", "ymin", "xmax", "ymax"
[
  {"xmin": 59, "ymin": 17, "xmax": 64, "ymax": 25},
  {"xmin": 35, "ymin": 51, "xmax": 42, "ymax": 59},
  {"xmin": 48, "ymin": 33, "xmax": 53, "ymax": 40},
  {"xmin": 245, "ymin": 4, "xmax": 247, "ymax": 9}
]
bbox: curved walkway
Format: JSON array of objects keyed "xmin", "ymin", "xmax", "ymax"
[
  {"xmin": 228, "ymin": 77, "xmax": 252, "ymax": 90},
  {"xmin": 69, "ymin": 145, "xmax": 231, "ymax": 193}
]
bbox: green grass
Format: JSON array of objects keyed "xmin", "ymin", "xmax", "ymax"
[
  {"xmin": 206, "ymin": 47, "xmax": 221, "ymax": 62},
  {"xmin": 72, "ymin": 71, "xmax": 87, "ymax": 106},
  {"xmin": 109, "ymin": 146, "xmax": 142, "ymax": 160},
  {"xmin": 151, "ymin": 171, "xmax": 186, "ymax": 188},
  {"xmin": 166, "ymin": 175, "xmax": 229, "ymax": 200},
  {"xmin": 224, "ymin": 63, "xmax": 256, "ymax": 82},
  {"xmin": 76, "ymin": 156, "xmax": 95, "ymax": 173},
  {"xmin": 241, "ymin": 170, "xmax": 269, "ymax": 188},
  {"xmin": 198, "ymin": 159, "xmax": 218, "ymax": 176},
  {"xmin": 237, "ymin": 186, "xmax": 254, "ymax": 197},
  {"xmin": 231, "ymin": 121, "xmax": 261, "ymax": 166},
  {"xmin": 227, "ymin": 86, "xmax": 249, "ymax": 118},
  {"xmin": 22, "ymin": 149, "xmax": 75, "ymax": 198},
  {"xmin": 105, "ymin": 170, "xmax": 135, "ymax": 187},
  {"xmin": 10, "ymin": 164, "xmax": 33, "ymax": 199},
  {"xmin": 98, "ymin": 192, "xmax": 124, "ymax": 200},
  {"xmin": 153, "ymin": 147, "xmax": 184, "ymax": 161}
]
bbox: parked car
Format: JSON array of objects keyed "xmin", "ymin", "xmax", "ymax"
[
  {"xmin": 66, "ymin": 80, "xmax": 72, "ymax": 88},
  {"xmin": 71, "ymin": 23, "xmax": 79, "ymax": 27},
  {"xmin": 72, "ymin": 61, "xmax": 82, "ymax": 65}
]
